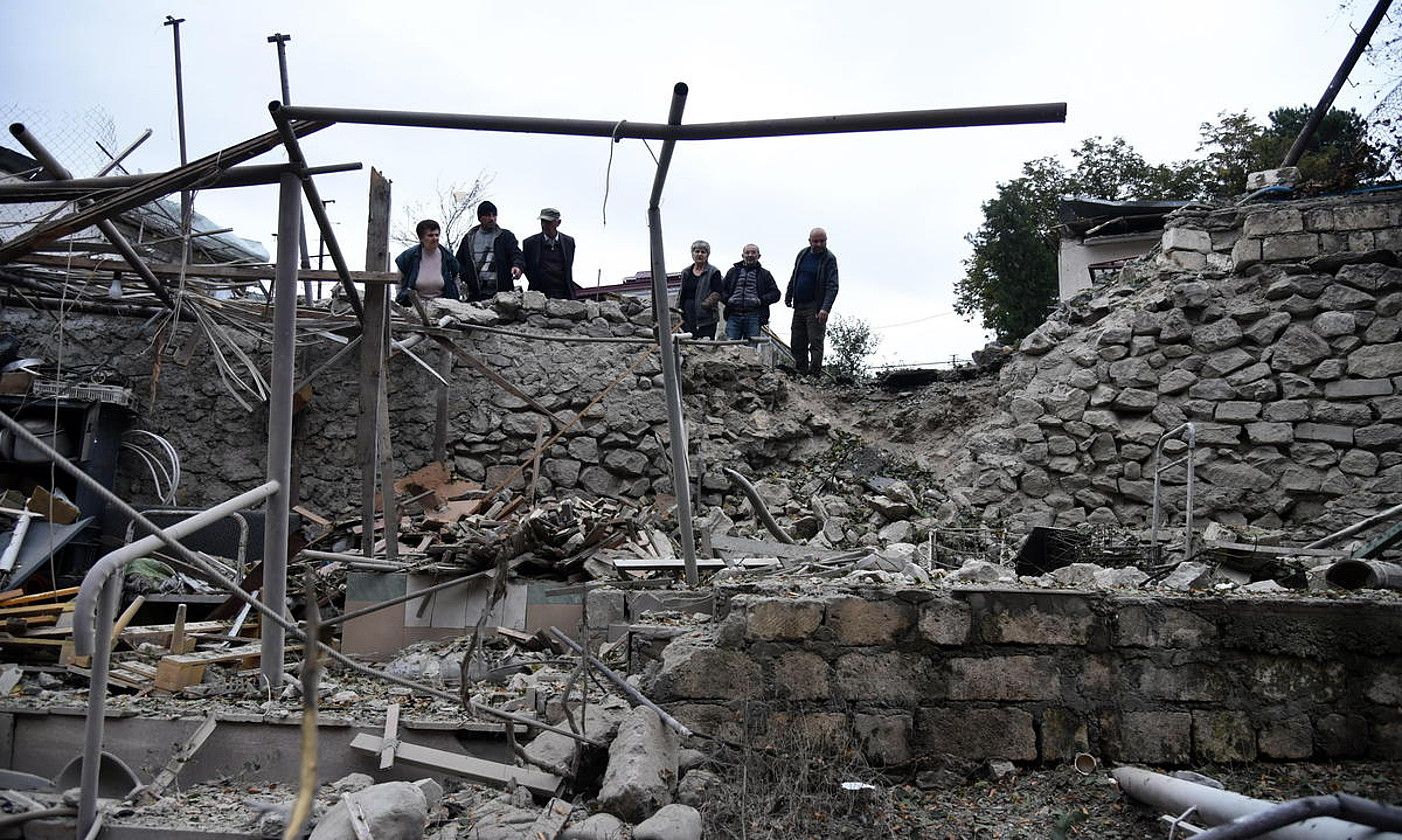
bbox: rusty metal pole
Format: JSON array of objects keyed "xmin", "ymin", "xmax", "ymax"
[{"xmin": 645, "ymin": 82, "xmax": 699, "ymax": 586}]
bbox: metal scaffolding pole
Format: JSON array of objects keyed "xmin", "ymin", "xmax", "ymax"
[
  {"xmin": 645, "ymin": 83, "xmax": 699, "ymax": 585},
  {"xmin": 9, "ymin": 124, "xmax": 178, "ymax": 309},
  {"xmin": 271, "ymin": 101, "xmax": 1067, "ymax": 140},
  {"xmin": 268, "ymin": 104, "xmax": 365, "ymax": 319},
  {"xmin": 267, "ymin": 31, "xmax": 316, "ymax": 305},
  {"xmin": 262, "ymin": 172, "xmax": 301, "ymax": 687},
  {"xmin": 0, "ymin": 162, "xmax": 362, "ymax": 203}
]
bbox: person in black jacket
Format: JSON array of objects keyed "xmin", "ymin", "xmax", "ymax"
[
  {"xmin": 721, "ymin": 244, "xmax": 780, "ymax": 340},
  {"xmin": 521, "ymin": 208, "xmax": 576, "ymax": 299},
  {"xmin": 454, "ymin": 201, "xmax": 525, "ymax": 301},
  {"xmin": 678, "ymin": 239, "xmax": 723, "ymax": 339},
  {"xmin": 784, "ymin": 227, "xmax": 839, "ymax": 376}
]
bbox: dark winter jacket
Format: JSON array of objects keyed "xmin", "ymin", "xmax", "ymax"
[
  {"xmin": 393, "ymin": 244, "xmax": 462, "ymax": 304},
  {"xmin": 455, "ymin": 225, "xmax": 526, "ymax": 301},
  {"xmin": 679, "ymin": 263, "xmax": 723, "ymax": 332},
  {"xmin": 784, "ymin": 247, "xmax": 839, "ymax": 312},
  {"xmin": 721, "ymin": 260, "xmax": 780, "ymax": 315},
  {"xmin": 521, "ymin": 231, "xmax": 577, "ymax": 299}
]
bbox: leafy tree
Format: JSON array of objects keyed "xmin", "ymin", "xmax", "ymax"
[
  {"xmin": 824, "ymin": 315, "xmax": 880, "ymax": 381},
  {"xmin": 955, "ymin": 108, "xmax": 1387, "ymax": 343}
]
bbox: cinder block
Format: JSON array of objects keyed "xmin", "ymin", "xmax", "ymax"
[
  {"xmin": 1113, "ymin": 711, "xmax": 1192, "ymax": 764},
  {"xmin": 853, "ymin": 713, "xmax": 913, "ymax": 766},
  {"xmin": 948, "ymin": 656, "xmax": 1060, "ymax": 701},
  {"xmin": 1193, "ymin": 711, "xmax": 1256, "ymax": 762},
  {"xmin": 1262, "ymin": 233, "xmax": 1321, "ymax": 262},
  {"xmin": 771, "ymin": 651, "xmax": 830, "ymax": 701},
  {"xmin": 978, "ymin": 592, "xmax": 1097, "ymax": 646},
  {"xmin": 1335, "ymin": 203, "xmax": 1392, "ymax": 231},
  {"xmin": 1040, "ymin": 708, "xmax": 1090, "ymax": 762},
  {"xmin": 1243, "ymin": 206, "xmax": 1303, "ymax": 237},
  {"xmin": 1258, "ymin": 715, "xmax": 1313, "ymax": 759},
  {"xmin": 835, "ymin": 651, "xmax": 931, "ymax": 704},
  {"xmin": 916, "ymin": 707, "xmax": 1037, "ymax": 761},
  {"xmin": 917, "ymin": 598, "xmax": 972, "ymax": 645},
  {"xmin": 1114, "ymin": 604, "xmax": 1217, "ymax": 648},
  {"xmin": 743, "ymin": 597, "xmax": 824, "ymax": 641},
  {"xmin": 824, "ymin": 596, "xmax": 914, "ymax": 645}
]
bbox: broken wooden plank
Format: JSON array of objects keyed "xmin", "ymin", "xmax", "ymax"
[
  {"xmin": 0, "ymin": 602, "xmax": 75, "ymax": 618},
  {"xmin": 527, "ymin": 798, "xmax": 573, "ymax": 840},
  {"xmin": 610, "ymin": 557, "xmax": 780, "ymax": 570},
  {"xmin": 1201, "ymin": 540, "xmax": 1350, "ymax": 559},
  {"xmin": 0, "ymin": 586, "xmax": 80, "ymax": 607},
  {"xmin": 169, "ymin": 604, "xmax": 189, "ymax": 654},
  {"xmin": 154, "ymin": 643, "xmax": 299, "ymax": 691},
  {"xmin": 134, "ymin": 715, "xmax": 218, "ymax": 804},
  {"xmin": 379, "ymin": 703, "xmax": 400, "ymax": 770},
  {"xmin": 349, "ymin": 733, "xmax": 561, "ymax": 797}
]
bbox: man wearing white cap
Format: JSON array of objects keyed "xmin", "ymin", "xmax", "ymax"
[{"xmin": 522, "ymin": 207, "xmax": 577, "ymax": 300}]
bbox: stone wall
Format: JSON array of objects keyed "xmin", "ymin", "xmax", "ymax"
[
  {"xmin": 645, "ymin": 583, "xmax": 1402, "ymax": 766},
  {"xmin": 958, "ymin": 191, "xmax": 1402, "ymax": 536},
  {"xmin": 0, "ymin": 291, "xmax": 794, "ymax": 518}
]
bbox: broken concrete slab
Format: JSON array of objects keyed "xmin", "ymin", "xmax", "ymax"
[
  {"xmin": 631, "ymin": 803, "xmax": 702, "ymax": 840},
  {"xmin": 596, "ymin": 707, "xmax": 679, "ymax": 823},
  {"xmin": 309, "ymin": 781, "xmax": 428, "ymax": 840}
]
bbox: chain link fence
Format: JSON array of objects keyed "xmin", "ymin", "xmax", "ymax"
[{"xmin": 0, "ymin": 104, "xmax": 120, "ymax": 241}]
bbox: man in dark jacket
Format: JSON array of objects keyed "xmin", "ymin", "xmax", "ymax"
[
  {"xmin": 454, "ymin": 200, "xmax": 525, "ymax": 301},
  {"xmin": 521, "ymin": 207, "xmax": 576, "ymax": 299},
  {"xmin": 394, "ymin": 219, "xmax": 462, "ymax": 305},
  {"xmin": 721, "ymin": 243, "xmax": 781, "ymax": 340},
  {"xmin": 784, "ymin": 227, "xmax": 839, "ymax": 376}
]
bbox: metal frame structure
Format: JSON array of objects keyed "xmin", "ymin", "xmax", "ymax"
[{"xmin": 266, "ymin": 89, "xmax": 1066, "ymax": 587}]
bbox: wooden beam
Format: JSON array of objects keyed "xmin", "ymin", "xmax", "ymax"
[
  {"xmin": 133, "ymin": 715, "xmax": 218, "ymax": 804},
  {"xmin": 710, "ymin": 534, "xmax": 846, "ymax": 560},
  {"xmin": 154, "ymin": 643, "xmax": 299, "ymax": 691},
  {"xmin": 169, "ymin": 604, "xmax": 189, "ymax": 654},
  {"xmin": 0, "ymin": 586, "xmax": 80, "ymax": 607},
  {"xmin": 365, "ymin": 168, "xmax": 392, "ymax": 273},
  {"xmin": 349, "ymin": 733, "xmax": 562, "ymax": 797},
  {"xmin": 376, "ymin": 293, "xmax": 399, "ymax": 563},
  {"xmin": 610, "ymin": 557, "xmax": 780, "ymax": 570},
  {"xmin": 378, "ymin": 703, "xmax": 400, "ymax": 770},
  {"xmin": 358, "ymin": 284, "xmax": 388, "ymax": 558},
  {"xmin": 10, "ymin": 253, "xmax": 399, "ymax": 285}
]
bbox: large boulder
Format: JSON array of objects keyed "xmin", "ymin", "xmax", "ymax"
[
  {"xmin": 632, "ymin": 804, "xmax": 703, "ymax": 840},
  {"xmin": 597, "ymin": 707, "xmax": 680, "ymax": 822}
]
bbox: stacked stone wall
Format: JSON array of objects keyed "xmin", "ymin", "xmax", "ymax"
[
  {"xmin": 646, "ymin": 584, "xmax": 1402, "ymax": 766},
  {"xmin": 963, "ymin": 192, "xmax": 1402, "ymax": 536},
  {"xmin": 0, "ymin": 291, "xmax": 794, "ymax": 517}
]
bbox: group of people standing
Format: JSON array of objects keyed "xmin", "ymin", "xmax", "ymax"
[
  {"xmin": 395, "ymin": 201, "xmax": 576, "ymax": 305},
  {"xmin": 395, "ymin": 203, "xmax": 838, "ymax": 377},
  {"xmin": 679, "ymin": 228, "xmax": 838, "ymax": 377}
]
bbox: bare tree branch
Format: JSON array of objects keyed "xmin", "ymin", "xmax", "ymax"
[{"xmin": 392, "ymin": 172, "xmax": 495, "ymax": 252}]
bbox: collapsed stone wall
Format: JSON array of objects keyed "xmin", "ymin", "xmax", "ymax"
[
  {"xmin": 0, "ymin": 290, "xmax": 801, "ymax": 518},
  {"xmin": 949, "ymin": 191, "xmax": 1402, "ymax": 536},
  {"xmin": 646, "ymin": 583, "xmax": 1402, "ymax": 766}
]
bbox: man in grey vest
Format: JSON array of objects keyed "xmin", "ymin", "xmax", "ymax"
[{"xmin": 455, "ymin": 201, "xmax": 525, "ymax": 301}]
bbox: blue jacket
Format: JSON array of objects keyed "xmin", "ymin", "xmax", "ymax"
[
  {"xmin": 394, "ymin": 244, "xmax": 462, "ymax": 304},
  {"xmin": 785, "ymin": 247, "xmax": 839, "ymax": 312}
]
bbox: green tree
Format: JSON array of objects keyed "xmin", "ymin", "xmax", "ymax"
[
  {"xmin": 955, "ymin": 108, "xmax": 1387, "ymax": 344},
  {"xmin": 825, "ymin": 315, "xmax": 880, "ymax": 382}
]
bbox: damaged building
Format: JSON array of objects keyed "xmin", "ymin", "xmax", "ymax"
[{"xmin": 0, "ymin": 50, "xmax": 1399, "ymax": 840}]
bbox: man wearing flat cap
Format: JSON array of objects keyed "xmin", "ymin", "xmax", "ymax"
[
  {"xmin": 522, "ymin": 208, "xmax": 577, "ymax": 300},
  {"xmin": 455, "ymin": 200, "xmax": 525, "ymax": 301}
]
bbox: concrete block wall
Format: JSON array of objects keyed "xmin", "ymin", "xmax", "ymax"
[{"xmin": 646, "ymin": 584, "xmax": 1402, "ymax": 767}]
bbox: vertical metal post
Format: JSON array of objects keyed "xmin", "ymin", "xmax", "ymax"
[
  {"xmin": 1282, "ymin": 0, "xmax": 1393, "ymax": 168},
  {"xmin": 646, "ymin": 82, "xmax": 699, "ymax": 586},
  {"xmin": 76, "ymin": 579, "xmax": 119, "ymax": 840},
  {"xmin": 163, "ymin": 16, "xmax": 191, "ymax": 255},
  {"xmin": 268, "ymin": 32, "xmax": 316, "ymax": 305},
  {"xmin": 262, "ymin": 173, "xmax": 300, "ymax": 688}
]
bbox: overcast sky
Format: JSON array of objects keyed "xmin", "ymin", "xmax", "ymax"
[{"xmin": 1, "ymin": 1, "xmax": 1392, "ymax": 366}]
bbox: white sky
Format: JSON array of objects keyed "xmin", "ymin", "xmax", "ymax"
[{"xmin": 1, "ymin": 1, "xmax": 1391, "ymax": 366}]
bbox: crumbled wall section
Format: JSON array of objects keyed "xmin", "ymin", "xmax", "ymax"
[
  {"xmin": 646, "ymin": 584, "xmax": 1402, "ymax": 766},
  {"xmin": 957, "ymin": 192, "xmax": 1402, "ymax": 535},
  {"xmin": 0, "ymin": 291, "xmax": 792, "ymax": 514}
]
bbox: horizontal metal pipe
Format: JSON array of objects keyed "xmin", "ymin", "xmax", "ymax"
[
  {"xmin": 1305, "ymin": 501, "xmax": 1402, "ymax": 549},
  {"xmin": 0, "ymin": 162, "xmax": 362, "ymax": 203},
  {"xmin": 273, "ymin": 101, "xmax": 1067, "ymax": 141},
  {"xmin": 1113, "ymin": 766, "xmax": 1402, "ymax": 840},
  {"xmin": 1323, "ymin": 559, "xmax": 1402, "ymax": 591}
]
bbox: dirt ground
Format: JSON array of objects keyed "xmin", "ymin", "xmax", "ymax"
[{"xmin": 697, "ymin": 759, "xmax": 1402, "ymax": 839}]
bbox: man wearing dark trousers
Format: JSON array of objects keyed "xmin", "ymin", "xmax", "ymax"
[
  {"xmin": 722, "ymin": 244, "xmax": 781, "ymax": 340},
  {"xmin": 785, "ymin": 227, "xmax": 839, "ymax": 376},
  {"xmin": 521, "ymin": 207, "xmax": 576, "ymax": 299},
  {"xmin": 455, "ymin": 200, "xmax": 525, "ymax": 301}
]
